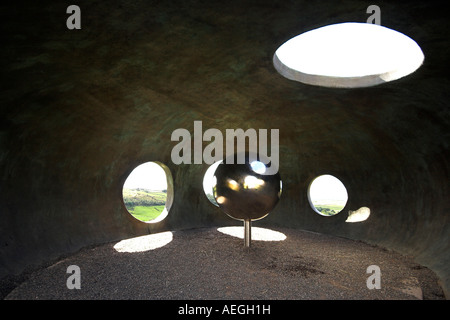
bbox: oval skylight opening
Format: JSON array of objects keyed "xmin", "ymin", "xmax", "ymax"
[{"xmin": 273, "ymin": 22, "xmax": 424, "ymax": 88}]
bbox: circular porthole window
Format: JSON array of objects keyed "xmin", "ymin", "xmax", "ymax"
[
  {"xmin": 203, "ymin": 160, "xmax": 222, "ymax": 206},
  {"xmin": 273, "ymin": 22, "xmax": 424, "ymax": 88},
  {"xmin": 308, "ymin": 174, "xmax": 348, "ymax": 216},
  {"xmin": 122, "ymin": 161, "xmax": 173, "ymax": 223}
]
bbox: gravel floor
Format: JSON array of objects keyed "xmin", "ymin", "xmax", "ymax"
[{"xmin": 5, "ymin": 227, "xmax": 445, "ymax": 300}]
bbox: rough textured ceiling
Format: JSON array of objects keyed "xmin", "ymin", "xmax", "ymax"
[{"xmin": 0, "ymin": 0, "xmax": 449, "ymax": 297}]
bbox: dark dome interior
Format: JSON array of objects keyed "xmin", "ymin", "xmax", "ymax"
[{"xmin": 1, "ymin": 0, "xmax": 449, "ymax": 298}]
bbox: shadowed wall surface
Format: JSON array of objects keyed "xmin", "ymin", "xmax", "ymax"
[{"xmin": 1, "ymin": 0, "xmax": 449, "ymax": 297}]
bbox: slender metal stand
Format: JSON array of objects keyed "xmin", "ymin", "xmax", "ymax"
[{"xmin": 244, "ymin": 219, "xmax": 251, "ymax": 248}]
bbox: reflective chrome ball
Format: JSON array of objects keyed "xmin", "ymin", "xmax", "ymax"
[{"xmin": 213, "ymin": 153, "xmax": 282, "ymax": 221}]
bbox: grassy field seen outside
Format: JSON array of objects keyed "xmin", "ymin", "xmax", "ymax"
[
  {"xmin": 128, "ymin": 205, "xmax": 165, "ymax": 221},
  {"xmin": 123, "ymin": 188, "xmax": 167, "ymax": 222},
  {"xmin": 312, "ymin": 200, "xmax": 346, "ymax": 216}
]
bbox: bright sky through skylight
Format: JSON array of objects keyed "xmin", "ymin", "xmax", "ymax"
[
  {"xmin": 274, "ymin": 22, "xmax": 424, "ymax": 86},
  {"xmin": 309, "ymin": 174, "xmax": 348, "ymax": 201},
  {"xmin": 123, "ymin": 162, "xmax": 167, "ymax": 190}
]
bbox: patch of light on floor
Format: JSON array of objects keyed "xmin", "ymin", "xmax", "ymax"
[
  {"xmin": 217, "ymin": 226, "xmax": 286, "ymax": 241},
  {"xmin": 113, "ymin": 231, "xmax": 173, "ymax": 253},
  {"xmin": 346, "ymin": 207, "xmax": 371, "ymax": 223}
]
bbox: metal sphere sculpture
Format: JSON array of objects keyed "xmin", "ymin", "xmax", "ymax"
[{"xmin": 213, "ymin": 153, "xmax": 282, "ymax": 247}]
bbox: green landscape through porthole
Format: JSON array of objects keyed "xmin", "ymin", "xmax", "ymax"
[
  {"xmin": 308, "ymin": 174, "xmax": 348, "ymax": 216},
  {"xmin": 122, "ymin": 161, "xmax": 170, "ymax": 223}
]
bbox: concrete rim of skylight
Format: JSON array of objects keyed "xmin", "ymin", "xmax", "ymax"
[{"xmin": 273, "ymin": 22, "xmax": 425, "ymax": 88}]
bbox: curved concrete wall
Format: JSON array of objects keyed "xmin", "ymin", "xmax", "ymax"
[{"xmin": 1, "ymin": 0, "xmax": 449, "ymax": 297}]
